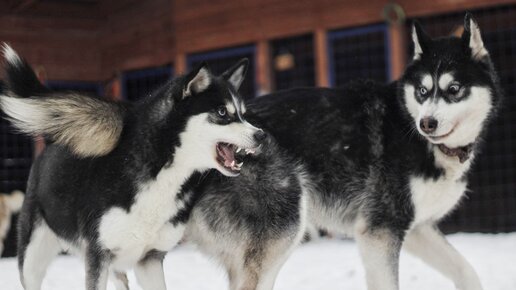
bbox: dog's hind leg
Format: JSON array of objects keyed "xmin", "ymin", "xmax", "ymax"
[
  {"xmin": 355, "ymin": 223, "xmax": 402, "ymax": 290},
  {"xmin": 403, "ymin": 223, "xmax": 483, "ymax": 290},
  {"xmin": 85, "ymin": 246, "xmax": 110, "ymax": 290},
  {"xmin": 110, "ymin": 271, "xmax": 129, "ymax": 290},
  {"xmin": 18, "ymin": 219, "xmax": 61, "ymax": 290},
  {"xmin": 134, "ymin": 251, "xmax": 167, "ymax": 290}
]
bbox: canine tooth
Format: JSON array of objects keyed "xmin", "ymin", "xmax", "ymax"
[
  {"xmin": 237, "ymin": 162, "xmax": 243, "ymax": 167},
  {"xmin": 236, "ymin": 147, "xmax": 242, "ymax": 153}
]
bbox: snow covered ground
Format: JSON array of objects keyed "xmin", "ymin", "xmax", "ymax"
[{"xmin": 1, "ymin": 233, "xmax": 515, "ymax": 290}]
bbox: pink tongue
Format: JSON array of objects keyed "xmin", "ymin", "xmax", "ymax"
[{"xmin": 221, "ymin": 145, "xmax": 235, "ymax": 167}]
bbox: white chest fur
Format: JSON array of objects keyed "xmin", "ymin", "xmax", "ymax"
[
  {"xmin": 410, "ymin": 147, "xmax": 473, "ymax": 227},
  {"xmin": 98, "ymin": 161, "xmax": 193, "ymax": 270}
]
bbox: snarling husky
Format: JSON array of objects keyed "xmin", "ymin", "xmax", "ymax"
[
  {"xmin": 0, "ymin": 45, "xmax": 266, "ymax": 290},
  {"xmin": 240, "ymin": 14, "xmax": 499, "ymax": 290}
]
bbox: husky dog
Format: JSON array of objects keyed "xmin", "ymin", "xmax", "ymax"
[
  {"xmin": 0, "ymin": 45, "xmax": 265, "ymax": 290},
  {"xmin": 246, "ymin": 14, "xmax": 500, "ymax": 290},
  {"xmin": 185, "ymin": 136, "xmax": 310, "ymax": 290},
  {"xmin": 0, "ymin": 190, "xmax": 24, "ymax": 256}
]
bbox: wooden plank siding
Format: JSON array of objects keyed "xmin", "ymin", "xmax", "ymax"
[{"xmin": 1, "ymin": 0, "xmax": 514, "ymax": 82}]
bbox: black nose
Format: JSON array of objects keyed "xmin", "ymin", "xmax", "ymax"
[
  {"xmin": 253, "ymin": 130, "xmax": 267, "ymax": 142},
  {"xmin": 419, "ymin": 117, "xmax": 438, "ymax": 134}
]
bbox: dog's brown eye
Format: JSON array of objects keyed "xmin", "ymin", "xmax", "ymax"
[
  {"xmin": 448, "ymin": 84, "xmax": 461, "ymax": 94},
  {"xmin": 217, "ymin": 107, "xmax": 227, "ymax": 117},
  {"xmin": 419, "ymin": 87, "xmax": 428, "ymax": 96}
]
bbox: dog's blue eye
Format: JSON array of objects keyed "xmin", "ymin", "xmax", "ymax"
[
  {"xmin": 217, "ymin": 107, "xmax": 227, "ymax": 117},
  {"xmin": 448, "ymin": 84, "xmax": 461, "ymax": 94},
  {"xmin": 419, "ymin": 87, "xmax": 428, "ymax": 96}
]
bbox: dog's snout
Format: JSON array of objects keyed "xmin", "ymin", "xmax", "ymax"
[
  {"xmin": 253, "ymin": 130, "xmax": 267, "ymax": 142},
  {"xmin": 419, "ymin": 117, "xmax": 438, "ymax": 134}
]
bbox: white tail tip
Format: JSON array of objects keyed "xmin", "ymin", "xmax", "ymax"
[{"xmin": 1, "ymin": 43, "xmax": 22, "ymax": 66}]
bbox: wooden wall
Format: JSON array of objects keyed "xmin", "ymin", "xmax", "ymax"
[
  {"xmin": 0, "ymin": 15, "xmax": 101, "ymax": 81},
  {"xmin": 1, "ymin": 0, "xmax": 514, "ymax": 82}
]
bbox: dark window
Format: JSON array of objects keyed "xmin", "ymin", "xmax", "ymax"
[
  {"xmin": 46, "ymin": 81, "xmax": 102, "ymax": 96},
  {"xmin": 409, "ymin": 5, "xmax": 516, "ymax": 233},
  {"xmin": 123, "ymin": 66, "xmax": 173, "ymax": 101},
  {"xmin": 328, "ymin": 24, "xmax": 390, "ymax": 86},
  {"xmin": 188, "ymin": 46, "xmax": 256, "ymax": 99},
  {"xmin": 271, "ymin": 34, "xmax": 315, "ymax": 91}
]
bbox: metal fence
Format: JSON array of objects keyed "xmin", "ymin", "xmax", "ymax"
[
  {"xmin": 122, "ymin": 66, "xmax": 173, "ymax": 101},
  {"xmin": 328, "ymin": 24, "xmax": 391, "ymax": 86}
]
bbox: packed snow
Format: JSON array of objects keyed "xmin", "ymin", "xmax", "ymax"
[{"xmin": 1, "ymin": 233, "xmax": 515, "ymax": 290}]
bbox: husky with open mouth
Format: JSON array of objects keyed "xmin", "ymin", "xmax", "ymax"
[
  {"xmin": 0, "ymin": 45, "xmax": 264, "ymax": 290},
  {"xmin": 247, "ymin": 14, "xmax": 500, "ymax": 290}
]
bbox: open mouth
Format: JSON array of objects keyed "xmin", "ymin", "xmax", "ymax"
[{"xmin": 215, "ymin": 142, "xmax": 257, "ymax": 175}]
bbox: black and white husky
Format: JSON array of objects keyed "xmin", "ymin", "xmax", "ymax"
[
  {"xmin": 242, "ymin": 14, "xmax": 500, "ymax": 290},
  {"xmin": 0, "ymin": 45, "xmax": 266, "ymax": 290}
]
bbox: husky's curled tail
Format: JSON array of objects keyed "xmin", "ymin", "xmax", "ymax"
[{"xmin": 0, "ymin": 44, "xmax": 125, "ymax": 157}]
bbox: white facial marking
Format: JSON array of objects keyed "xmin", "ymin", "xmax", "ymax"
[
  {"xmin": 438, "ymin": 73, "xmax": 454, "ymax": 91},
  {"xmin": 469, "ymin": 19, "xmax": 488, "ymax": 60},
  {"xmin": 241, "ymin": 102, "xmax": 246, "ymax": 114},
  {"xmin": 412, "ymin": 26, "xmax": 423, "ymax": 60},
  {"xmin": 404, "ymin": 84, "xmax": 419, "ymax": 120},
  {"xmin": 230, "ymin": 91, "xmax": 246, "ymax": 122},
  {"xmin": 225, "ymin": 101, "xmax": 236, "ymax": 115},
  {"xmin": 421, "ymin": 74, "xmax": 433, "ymax": 91},
  {"xmin": 1, "ymin": 43, "xmax": 21, "ymax": 66}
]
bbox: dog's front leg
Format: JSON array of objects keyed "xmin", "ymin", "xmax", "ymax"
[
  {"xmin": 403, "ymin": 223, "xmax": 483, "ymax": 290},
  {"xmin": 85, "ymin": 247, "xmax": 110, "ymax": 290},
  {"xmin": 355, "ymin": 225, "xmax": 402, "ymax": 290},
  {"xmin": 135, "ymin": 251, "xmax": 167, "ymax": 290}
]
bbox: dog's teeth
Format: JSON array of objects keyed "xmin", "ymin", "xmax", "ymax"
[
  {"xmin": 231, "ymin": 160, "xmax": 235, "ymax": 167},
  {"xmin": 236, "ymin": 147, "xmax": 242, "ymax": 153},
  {"xmin": 237, "ymin": 162, "xmax": 243, "ymax": 167}
]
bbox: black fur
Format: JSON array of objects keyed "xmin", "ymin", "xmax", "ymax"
[{"xmin": 1, "ymin": 49, "xmax": 260, "ymax": 289}]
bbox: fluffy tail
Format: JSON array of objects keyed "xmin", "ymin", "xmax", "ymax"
[
  {"xmin": 0, "ymin": 44, "xmax": 125, "ymax": 157},
  {"xmin": 3, "ymin": 190, "xmax": 24, "ymax": 213}
]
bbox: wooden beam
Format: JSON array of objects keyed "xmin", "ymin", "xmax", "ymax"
[
  {"xmin": 174, "ymin": 53, "xmax": 187, "ymax": 75},
  {"xmin": 314, "ymin": 28, "xmax": 329, "ymax": 87},
  {"xmin": 388, "ymin": 22, "xmax": 407, "ymax": 81},
  {"xmin": 256, "ymin": 40, "xmax": 272, "ymax": 96}
]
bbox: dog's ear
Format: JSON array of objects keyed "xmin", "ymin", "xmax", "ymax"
[
  {"xmin": 411, "ymin": 21, "xmax": 431, "ymax": 60},
  {"xmin": 183, "ymin": 62, "xmax": 211, "ymax": 98},
  {"xmin": 462, "ymin": 13, "xmax": 489, "ymax": 61},
  {"xmin": 222, "ymin": 58, "xmax": 249, "ymax": 91}
]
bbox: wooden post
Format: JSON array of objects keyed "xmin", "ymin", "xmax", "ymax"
[
  {"xmin": 175, "ymin": 53, "xmax": 187, "ymax": 74},
  {"xmin": 314, "ymin": 28, "xmax": 330, "ymax": 87},
  {"xmin": 256, "ymin": 40, "xmax": 272, "ymax": 96},
  {"xmin": 388, "ymin": 22, "xmax": 407, "ymax": 81}
]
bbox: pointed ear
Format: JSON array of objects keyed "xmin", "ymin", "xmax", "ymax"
[
  {"xmin": 221, "ymin": 58, "xmax": 249, "ymax": 90},
  {"xmin": 462, "ymin": 13, "xmax": 488, "ymax": 61},
  {"xmin": 183, "ymin": 62, "xmax": 211, "ymax": 97},
  {"xmin": 411, "ymin": 21, "xmax": 431, "ymax": 60}
]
